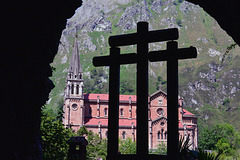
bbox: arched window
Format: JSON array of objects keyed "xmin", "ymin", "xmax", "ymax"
[
  {"xmin": 157, "ymin": 131, "xmax": 160, "ymax": 140},
  {"xmin": 104, "ymin": 108, "xmax": 108, "ymax": 116},
  {"xmin": 68, "ymin": 85, "xmax": 71, "ymax": 94},
  {"xmin": 89, "ymin": 107, "xmax": 92, "ymax": 116},
  {"xmin": 76, "ymin": 84, "xmax": 79, "ymax": 94},
  {"xmin": 71, "ymin": 84, "xmax": 74, "ymax": 94},
  {"xmin": 164, "ymin": 131, "xmax": 167, "ymax": 140},
  {"xmin": 120, "ymin": 108, "xmax": 124, "ymax": 116},
  {"xmin": 161, "ymin": 129, "xmax": 164, "ymax": 139},
  {"xmin": 122, "ymin": 131, "xmax": 126, "ymax": 139}
]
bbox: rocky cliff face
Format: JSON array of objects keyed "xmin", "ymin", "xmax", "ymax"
[{"xmin": 49, "ymin": 0, "xmax": 240, "ymax": 129}]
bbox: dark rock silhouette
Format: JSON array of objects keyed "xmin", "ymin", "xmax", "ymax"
[
  {"xmin": 2, "ymin": 1, "xmax": 81, "ymax": 159},
  {"xmin": 187, "ymin": 0, "xmax": 240, "ymax": 46}
]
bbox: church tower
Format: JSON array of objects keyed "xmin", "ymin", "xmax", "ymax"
[{"xmin": 63, "ymin": 35, "xmax": 84, "ymax": 130}]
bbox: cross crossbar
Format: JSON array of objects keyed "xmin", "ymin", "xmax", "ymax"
[
  {"xmin": 149, "ymin": 46, "xmax": 197, "ymax": 62},
  {"xmin": 109, "ymin": 28, "xmax": 178, "ymax": 47},
  {"xmin": 93, "ymin": 53, "xmax": 137, "ymax": 67}
]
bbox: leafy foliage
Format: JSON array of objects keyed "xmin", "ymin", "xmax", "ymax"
[
  {"xmin": 76, "ymin": 127, "xmax": 108, "ymax": 160},
  {"xmin": 86, "ymin": 131, "xmax": 107, "ymax": 160},
  {"xmin": 149, "ymin": 142, "xmax": 167, "ymax": 155},
  {"xmin": 221, "ymin": 43, "xmax": 237, "ymax": 63},
  {"xmin": 119, "ymin": 138, "xmax": 136, "ymax": 154},
  {"xmin": 191, "ymin": 149, "xmax": 223, "ymax": 160},
  {"xmin": 177, "ymin": 136, "xmax": 224, "ymax": 159},
  {"xmin": 120, "ymin": 80, "xmax": 134, "ymax": 95},
  {"xmin": 84, "ymin": 67, "xmax": 108, "ymax": 94},
  {"xmin": 198, "ymin": 123, "xmax": 240, "ymax": 157},
  {"xmin": 178, "ymin": 135, "xmax": 193, "ymax": 158},
  {"xmin": 41, "ymin": 110, "xmax": 74, "ymax": 159},
  {"xmin": 77, "ymin": 126, "xmax": 89, "ymax": 136}
]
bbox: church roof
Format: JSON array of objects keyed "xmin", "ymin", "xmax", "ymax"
[
  {"xmin": 150, "ymin": 89, "xmax": 167, "ymax": 101},
  {"xmin": 83, "ymin": 93, "xmax": 195, "ymax": 115},
  {"xmin": 84, "ymin": 117, "xmax": 136, "ymax": 126},
  {"xmin": 69, "ymin": 35, "xmax": 83, "ymax": 74},
  {"xmin": 84, "ymin": 93, "xmax": 136, "ymax": 102},
  {"xmin": 182, "ymin": 109, "xmax": 194, "ymax": 116}
]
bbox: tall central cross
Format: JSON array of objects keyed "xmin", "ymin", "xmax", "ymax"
[{"xmin": 93, "ymin": 22, "xmax": 197, "ymax": 159}]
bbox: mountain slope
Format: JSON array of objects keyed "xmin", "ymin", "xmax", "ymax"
[{"xmin": 47, "ymin": 0, "xmax": 240, "ymax": 129}]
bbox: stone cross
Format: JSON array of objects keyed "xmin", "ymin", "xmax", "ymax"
[
  {"xmin": 149, "ymin": 41, "xmax": 197, "ymax": 159},
  {"xmin": 93, "ymin": 21, "xmax": 197, "ymax": 159}
]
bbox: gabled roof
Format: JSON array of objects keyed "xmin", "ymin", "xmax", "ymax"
[
  {"xmin": 182, "ymin": 109, "xmax": 194, "ymax": 116},
  {"xmin": 152, "ymin": 116, "xmax": 167, "ymax": 124},
  {"xmin": 182, "ymin": 109, "xmax": 197, "ymax": 118},
  {"xmin": 69, "ymin": 35, "xmax": 83, "ymax": 74},
  {"xmin": 150, "ymin": 89, "xmax": 167, "ymax": 101}
]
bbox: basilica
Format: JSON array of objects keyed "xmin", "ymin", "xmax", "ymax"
[{"xmin": 63, "ymin": 36, "xmax": 198, "ymax": 149}]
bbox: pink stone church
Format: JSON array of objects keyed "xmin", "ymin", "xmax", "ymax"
[{"xmin": 63, "ymin": 37, "xmax": 198, "ymax": 149}]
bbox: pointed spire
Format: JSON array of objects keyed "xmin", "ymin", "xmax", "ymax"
[{"xmin": 69, "ymin": 34, "xmax": 83, "ymax": 75}]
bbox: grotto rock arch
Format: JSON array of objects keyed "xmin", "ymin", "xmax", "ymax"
[{"xmin": 2, "ymin": 0, "xmax": 240, "ymax": 159}]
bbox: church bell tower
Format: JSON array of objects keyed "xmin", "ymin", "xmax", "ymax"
[{"xmin": 63, "ymin": 34, "xmax": 84, "ymax": 131}]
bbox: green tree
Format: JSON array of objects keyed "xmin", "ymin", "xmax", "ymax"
[
  {"xmin": 191, "ymin": 148, "xmax": 223, "ymax": 160},
  {"xmin": 41, "ymin": 113, "xmax": 74, "ymax": 160},
  {"xmin": 119, "ymin": 138, "xmax": 136, "ymax": 154},
  {"xmin": 86, "ymin": 131, "xmax": 107, "ymax": 160},
  {"xmin": 120, "ymin": 80, "xmax": 134, "ymax": 95},
  {"xmin": 85, "ymin": 67, "xmax": 108, "ymax": 94},
  {"xmin": 198, "ymin": 123, "xmax": 240, "ymax": 158},
  {"xmin": 199, "ymin": 123, "xmax": 235, "ymax": 150},
  {"xmin": 56, "ymin": 98, "xmax": 65, "ymax": 120},
  {"xmin": 77, "ymin": 126, "xmax": 89, "ymax": 136},
  {"xmin": 215, "ymin": 138, "xmax": 232, "ymax": 155},
  {"xmin": 233, "ymin": 132, "xmax": 240, "ymax": 149},
  {"xmin": 149, "ymin": 142, "xmax": 167, "ymax": 155},
  {"xmin": 90, "ymin": 68, "xmax": 97, "ymax": 79}
]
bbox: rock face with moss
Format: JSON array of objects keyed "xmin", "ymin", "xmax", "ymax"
[{"xmin": 49, "ymin": 0, "xmax": 240, "ymax": 129}]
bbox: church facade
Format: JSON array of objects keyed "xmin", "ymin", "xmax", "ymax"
[{"xmin": 63, "ymin": 36, "xmax": 198, "ymax": 149}]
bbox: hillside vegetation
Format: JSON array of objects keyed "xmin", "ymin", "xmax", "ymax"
[{"xmin": 47, "ymin": 0, "xmax": 240, "ymax": 131}]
